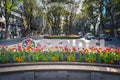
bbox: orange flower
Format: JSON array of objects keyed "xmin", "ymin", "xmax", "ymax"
[
  {"xmin": 110, "ymin": 60, "xmax": 114, "ymax": 64},
  {"xmin": 90, "ymin": 46, "xmax": 95, "ymax": 51},
  {"xmin": 29, "ymin": 40, "xmax": 32, "ymax": 44},
  {"xmin": 26, "ymin": 46, "xmax": 32, "ymax": 52}
]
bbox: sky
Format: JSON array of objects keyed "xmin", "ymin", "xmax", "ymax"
[{"xmin": 76, "ymin": 0, "xmax": 84, "ymax": 14}]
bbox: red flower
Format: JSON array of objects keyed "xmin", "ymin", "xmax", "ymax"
[
  {"xmin": 64, "ymin": 46, "xmax": 68, "ymax": 51},
  {"xmin": 111, "ymin": 48, "xmax": 116, "ymax": 53},
  {"xmin": 106, "ymin": 47, "xmax": 111, "ymax": 51},
  {"xmin": 118, "ymin": 48, "xmax": 120, "ymax": 55},
  {"xmin": 103, "ymin": 47, "xmax": 111, "ymax": 53},
  {"xmin": 55, "ymin": 46, "xmax": 58, "ymax": 49},
  {"xmin": 90, "ymin": 46, "xmax": 95, "ymax": 51},
  {"xmin": 11, "ymin": 48, "xmax": 16, "ymax": 51},
  {"xmin": 72, "ymin": 47, "xmax": 76, "ymax": 51}
]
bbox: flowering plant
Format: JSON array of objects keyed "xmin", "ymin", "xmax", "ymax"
[
  {"xmin": 0, "ymin": 44, "xmax": 120, "ymax": 65},
  {"xmin": 22, "ymin": 38, "xmax": 36, "ymax": 48}
]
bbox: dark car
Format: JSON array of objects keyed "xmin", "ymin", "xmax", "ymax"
[
  {"xmin": 84, "ymin": 33, "xmax": 95, "ymax": 40},
  {"xmin": 99, "ymin": 34, "xmax": 112, "ymax": 41}
]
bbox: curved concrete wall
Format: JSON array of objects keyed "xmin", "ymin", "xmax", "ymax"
[{"xmin": 0, "ymin": 62, "xmax": 120, "ymax": 80}]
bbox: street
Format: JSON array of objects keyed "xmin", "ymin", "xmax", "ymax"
[{"xmin": 0, "ymin": 36, "xmax": 120, "ymax": 48}]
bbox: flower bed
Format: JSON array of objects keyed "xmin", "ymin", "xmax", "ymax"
[
  {"xmin": 44, "ymin": 35, "xmax": 80, "ymax": 39},
  {"xmin": 0, "ymin": 44, "xmax": 120, "ymax": 65}
]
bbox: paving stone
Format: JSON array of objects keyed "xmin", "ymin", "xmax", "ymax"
[
  {"xmin": 23, "ymin": 72, "xmax": 34, "ymax": 80},
  {"xmin": 101, "ymin": 73, "xmax": 120, "ymax": 80},
  {"xmin": 0, "ymin": 72, "xmax": 24, "ymax": 80},
  {"xmin": 57, "ymin": 71, "xmax": 91, "ymax": 80},
  {"xmin": 35, "ymin": 71, "xmax": 57, "ymax": 80},
  {"xmin": 91, "ymin": 72, "xmax": 101, "ymax": 80}
]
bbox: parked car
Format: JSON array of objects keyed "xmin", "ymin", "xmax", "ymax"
[
  {"xmin": 84, "ymin": 33, "xmax": 95, "ymax": 40},
  {"xmin": 99, "ymin": 34, "xmax": 112, "ymax": 41},
  {"xmin": 117, "ymin": 35, "xmax": 120, "ymax": 39},
  {"xmin": 78, "ymin": 32, "xmax": 84, "ymax": 38}
]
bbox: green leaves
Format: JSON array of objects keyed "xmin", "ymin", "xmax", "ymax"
[{"xmin": 4, "ymin": 0, "xmax": 23, "ymax": 12}]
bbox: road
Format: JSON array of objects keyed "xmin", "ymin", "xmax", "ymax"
[
  {"xmin": 105, "ymin": 38, "xmax": 120, "ymax": 48},
  {"xmin": 0, "ymin": 36, "xmax": 120, "ymax": 48}
]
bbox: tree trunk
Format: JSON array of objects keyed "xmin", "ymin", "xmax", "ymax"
[
  {"xmin": 93, "ymin": 24, "xmax": 96, "ymax": 35},
  {"xmin": 99, "ymin": 0, "xmax": 103, "ymax": 33},
  {"xmin": 5, "ymin": 0, "xmax": 8, "ymax": 39},
  {"xmin": 5, "ymin": 16, "xmax": 8, "ymax": 39}
]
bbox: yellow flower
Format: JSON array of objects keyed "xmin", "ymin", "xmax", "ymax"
[
  {"xmin": 44, "ymin": 58, "xmax": 47, "ymax": 61},
  {"xmin": 72, "ymin": 57, "xmax": 75, "ymax": 62},
  {"xmin": 15, "ymin": 57, "xmax": 23, "ymax": 62},
  {"xmin": 52, "ymin": 57, "xmax": 56, "ymax": 61},
  {"xmin": 67, "ymin": 56, "xmax": 70, "ymax": 61},
  {"xmin": 87, "ymin": 58, "xmax": 91, "ymax": 62},
  {"xmin": 54, "ymin": 48, "xmax": 57, "ymax": 52}
]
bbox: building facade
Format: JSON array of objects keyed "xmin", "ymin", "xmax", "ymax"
[
  {"xmin": 0, "ymin": 11, "xmax": 24, "ymax": 39},
  {"xmin": 8, "ymin": 11, "xmax": 24, "ymax": 39}
]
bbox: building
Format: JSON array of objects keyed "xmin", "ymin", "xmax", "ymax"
[
  {"xmin": 0, "ymin": 11, "xmax": 24, "ymax": 39},
  {"xmin": 0, "ymin": 16, "xmax": 5, "ymax": 39},
  {"xmin": 0, "ymin": 1, "xmax": 5, "ymax": 39},
  {"xmin": 8, "ymin": 11, "xmax": 24, "ymax": 39},
  {"xmin": 0, "ymin": 0, "xmax": 25, "ymax": 39}
]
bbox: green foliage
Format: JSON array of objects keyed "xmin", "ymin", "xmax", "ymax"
[
  {"xmin": 3, "ymin": 0, "xmax": 22, "ymax": 12},
  {"xmin": 81, "ymin": 0, "xmax": 105, "ymax": 34},
  {"xmin": 1, "ymin": 50, "xmax": 120, "ymax": 64},
  {"xmin": 44, "ymin": 35, "xmax": 80, "ymax": 39},
  {"xmin": 41, "ymin": 0, "xmax": 79, "ymax": 34},
  {"xmin": 1, "ymin": 0, "xmax": 23, "ymax": 39},
  {"xmin": 44, "ymin": 0, "xmax": 73, "ymax": 4}
]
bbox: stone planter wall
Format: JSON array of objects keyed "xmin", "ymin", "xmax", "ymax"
[{"xmin": 0, "ymin": 62, "xmax": 120, "ymax": 80}]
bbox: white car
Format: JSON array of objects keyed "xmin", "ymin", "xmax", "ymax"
[{"xmin": 84, "ymin": 33, "xmax": 95, "ymax": 40}]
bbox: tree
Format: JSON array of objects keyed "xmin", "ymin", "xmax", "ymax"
[
  {"xmin": 23, "ymin": 0, "xmax": 38, "ymax": 35},
  {"xmin": 82, "ymin": 0, "xmax": 97, "ymax": 34},
  {"xmin": 0, "ymin": 0, "xmax": 3, "ymax": 17},
  {"xmin": 81, "ymin": 0, "xmax": 106, "ymax": 35},
  {"xmin": 18, "ymin": 0, "xmax": 40, "ymax": 36},
  {"xmin": 106, "ymin": 0, "xmax": 120, "ymax": 29},
  {"xmin": 63, "ymin": 0, "xmax": 80, "ymax": 34},
  {"xmin": 41, "ymin": 0, "xmax": 80, "ymax": 35}
]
